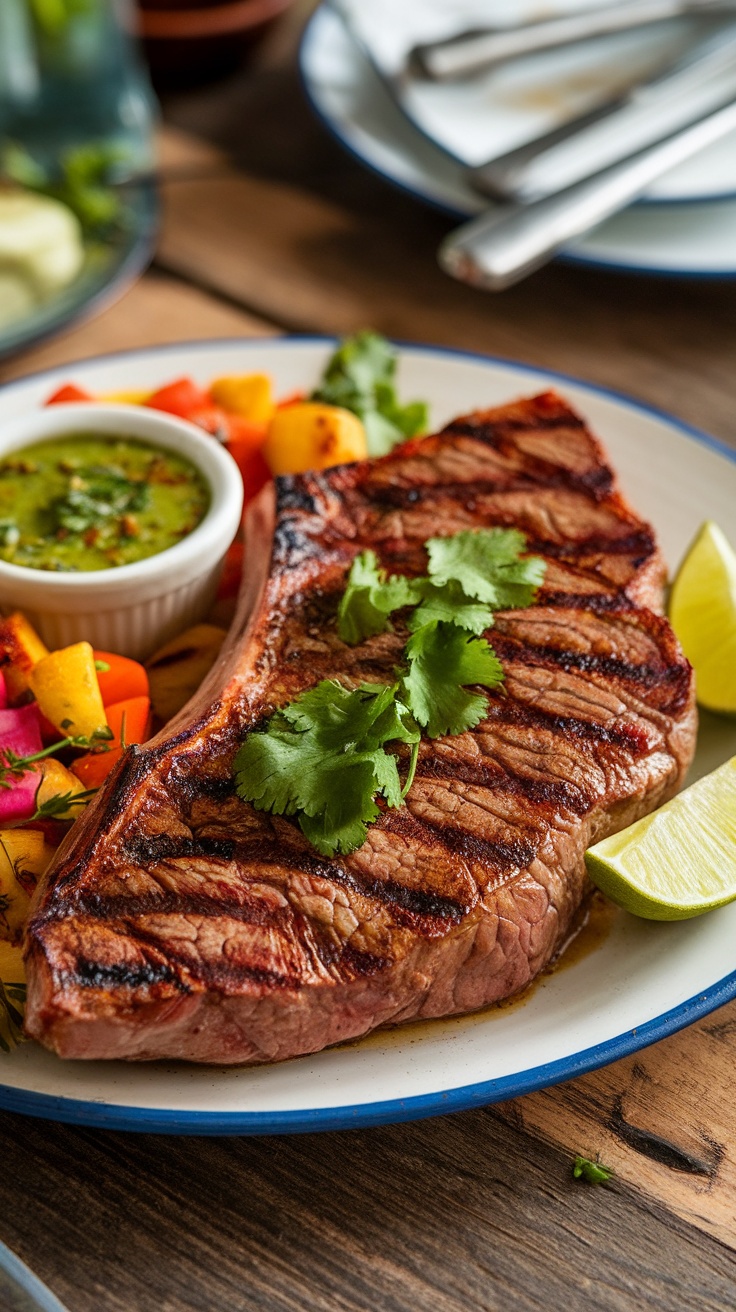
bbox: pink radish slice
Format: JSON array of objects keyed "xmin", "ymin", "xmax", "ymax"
[
  {"xmin": 0, "ymin": 704, "xmax": 43, "ymax": 822},
  {"xmin": 0, "ymin": 672, "xmax": 6, "ymax": 710}
]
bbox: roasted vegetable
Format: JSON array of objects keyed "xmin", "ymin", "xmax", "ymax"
[
  {"xmin": 72, "ymin": 695, "xmax": 151, "ymax": 788},
  {"xmin": 0, "ymin": 612, "xmax": 49, "ymax": 702},
  {"xmin": 0, "ymin": 827, "xmax": 51, "ymax": 941},
  {"xmin": 0, "ymin": 704, "xmax": 44, "ymax": 823},
  {"xmin": 45, "ymin": 382, "xmax": 94, "ymax": 405},
  {"xmin": 147, "ymin": 623, "xmax": 227, "ymax": 723},
  {"xmin": 33, "ymin": 758, "xmax": 92, "ymax": 821},
  {"xmin": 209, "ymin": 374, "xmax": 274, "ymax": 425},
  {"xmin": 93, "ymin": 650, "xmax": 149, "ymax": 706},
  {"xmin": 29, "ymin": 641, "xmax": 108, "ymax": 740},
  {"xmin": 263, "ymin": 402, "xmax": 367, "ymax": 475},
  {"xmin": 0, "ymin": 937, "xmax": 25, "ymax": 1050},
  {"xmin": 145, "ymin": 377, "xmax": 209, "ymax": 420}
]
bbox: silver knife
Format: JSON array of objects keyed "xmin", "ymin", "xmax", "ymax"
[
  {"xmin": 439, "ymin": 98, "xmax": 736, "ymax": 291},
  {"xmin": 410, "ymin": 0, "xmax": 733, "ymax": 81},
  {"xmin": 470, "ymin": 26, "xmax": 736, "ymax": 200}
]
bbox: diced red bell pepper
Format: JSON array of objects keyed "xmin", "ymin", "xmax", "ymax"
[
  {"xmin": 187, "ymin": 406, "xmax": 233, "ymax": 442},
  {"xmin": 228, "ymin": 445, "xmax": 272, "ymax": 505},
  {"xmin": 45, "ymin": 383, "xmax": 94, "ymax": 405},
  {"xmin": 276, "ymin": 390, "xmax": 306, "ymax": 410},
  {"xmin": 227, "ymin": 417, "xmax": 268, "ymax": 450},
  {"xmin": 71, "ymin": 696, "xmax": 151, "ymax": 789},
  {"xmin": 145, "ymin": 377, "xmax": 209, "ymax": 420}
]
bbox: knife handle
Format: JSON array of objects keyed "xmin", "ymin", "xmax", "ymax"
[
  {"xmin": 439, "ymin": 99, "xmax": 736, "ymax": 291},
  {"xmin": 411, "ymin": 0, "xmax": 722, "ymax": 81}
]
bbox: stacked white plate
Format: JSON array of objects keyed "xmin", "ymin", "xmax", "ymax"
[{"xmin": 300, "ymin": 1, "xmax": 736, "ymax": 279}]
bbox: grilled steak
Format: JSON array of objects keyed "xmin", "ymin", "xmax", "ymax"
[{"xmin": 24, "ymin": 391, "xmax": 697, "ymax": 1063}]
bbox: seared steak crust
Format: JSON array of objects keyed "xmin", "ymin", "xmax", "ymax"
[{"xmin": 24, "ymin": 392, "xmax": 696, "ymax": 1063}]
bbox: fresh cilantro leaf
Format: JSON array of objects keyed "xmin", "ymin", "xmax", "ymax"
[
  {"xmin": 338, "ymin": 550, "xmax": 417, "ymax": 644},
  {"xmin": 408, "ymin": 580, "xmax": 495, "ymax": 636},
  {"xmin": 572, "ymin": 1156, "xmax": 614, "ymax": 1185},
  {"xmin": 401, "ymin": 621, "xmax": 503, "ymax": 739},
  {"xmin": 234, "ymin": 680, "xmax": 420, "ymax": 857},
  {"xmin": 426, "ymin": 528, "xmax": 546, "ymax": 610},
  {"xmin": 312, "ymin": 331, "xmax": 429, "ymax": 457}
]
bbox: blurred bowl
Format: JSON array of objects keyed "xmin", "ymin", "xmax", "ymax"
[{"xmin": 137, "ymin": 0, "xmax": 297, "ymax": 84}]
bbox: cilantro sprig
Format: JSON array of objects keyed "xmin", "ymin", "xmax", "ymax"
[
  {"xmin": 312, "ymin": 332, "xmax": 428, "ymax": 456},
  {"xmin": 234, "ymin": 682, "xmax": 419, "ymax": 857},
  {"xmin": 235, "ymin": 527, "xmax": 546, "ymax": 857}
]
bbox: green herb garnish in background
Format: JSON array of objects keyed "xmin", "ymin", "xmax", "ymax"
[
  {"xmin": 235, "ymin": 527, "xmax": 546, "ymax": 857},
  {"xmin": 2, "ymin": 140, "xmax": 130, "ymax": 237},
  {"xmin": 312, "ymin": 331, "xmax": 429, "ymax": 456},
  {"xmin": 572, "ymin": 1155, "xmax": 615, "ymax": 1185}
]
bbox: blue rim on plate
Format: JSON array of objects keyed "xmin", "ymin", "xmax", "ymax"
[
  {"xmin": 0, "ymin": 181, "xmax": 159, "ymax": 363},
  {"xmin": 0, "ymin": 1239, "xmax": 69, "ymax": 1312},
  {"xmin": 0, "ymin": 336, "xmax": 734, "ymax": 1135},
  {"xmin": 298, "ymin": 7, "xmax": 736, "ymax": 281}
]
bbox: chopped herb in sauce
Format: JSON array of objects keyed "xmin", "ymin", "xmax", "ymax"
[{"xmin": 0, "ymin": 435, "xmax": 209, "ymax": 572}]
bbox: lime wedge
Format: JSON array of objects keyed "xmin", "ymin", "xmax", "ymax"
[
  {"xmin": 669, "ymin": 520, "xmax": 736, "ymax": 714},
  {"xmin": 585, "ymin": 757, "xmax": 736, "ymax": 920}
]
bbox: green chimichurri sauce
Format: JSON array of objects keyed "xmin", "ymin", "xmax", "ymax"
[{"xmin": 0, "ymin": 434, "xmax": 210, "ymax": 572}]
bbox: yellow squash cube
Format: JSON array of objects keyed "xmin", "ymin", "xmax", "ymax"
[
  {"xmin": 263, "ymin": 403, "xmax": 367, "ymax": 476},
  {"xmin": 210, "ymin": 374, "xmax": 274, "ymax": 425},
  {"xmin": 35, "ymin": 758, "xmax": 91, "ymax": 820},
  {"xmin": 0, "ymin": 612, "xmax": 49, "ymax": 702},
  {"xmin": 0, "ymin": 827, "xmax": 49, "ymax": 941},
  {"xmin": 29, "ymin": 641, "xmax": 108, "ymax": 740}
]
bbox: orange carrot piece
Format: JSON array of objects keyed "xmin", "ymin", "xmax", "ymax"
[
  {"xmin": 93, "ymin": 651, "xmax": 149, "ymax": 707},
  {"xmin": 45, "ymin": 383, "xmax": 94, "ymax": 405},
  {"xmin": 71, "ymin": 696, "xmax": 151, "ymax": 789}
]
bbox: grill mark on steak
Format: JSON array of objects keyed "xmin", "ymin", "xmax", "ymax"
[
  {"xmin": 23, "ymin": 391, "xmax": 697, "ymax": 1065},
  {"xmin": 73, "ymin": 956, "xmax": 182, "ymax": 990},
  {"xmin": 123, "ymin": 833, "xmax": 236, "ymax": 865}
]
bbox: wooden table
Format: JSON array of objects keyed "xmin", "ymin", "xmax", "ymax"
[{"xmin": 2, "ymin": 7, "xmax": 736, "ymax": 1307}]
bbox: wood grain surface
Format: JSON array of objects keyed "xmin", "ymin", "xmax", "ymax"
[{"xmin": 1, "ymin": 3, "xmax": 736, "ymax": 1307}]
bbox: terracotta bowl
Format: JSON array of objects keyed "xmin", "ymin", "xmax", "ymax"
[{"xmin": 137, "ymin": 0, "xmax": 296, "ymax": 84}]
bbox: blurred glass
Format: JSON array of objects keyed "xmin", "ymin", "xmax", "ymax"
[
  {"xmin": 0, "ymin": 0, "xmax": 158, "ymax": 355},
  {"xmin": 0, "ymin": 0, "xmax": 156, "ymax": 179}
]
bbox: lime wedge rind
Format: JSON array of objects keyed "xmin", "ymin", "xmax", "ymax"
[
  {"xmin": 585, "ymin": 756, "xmax": 736, "ymax": 921},
  {"xmin": 669, "ymin": 520, "xmax": 736, "ymax": 716}
]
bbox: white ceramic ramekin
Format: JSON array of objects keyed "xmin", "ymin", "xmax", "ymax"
[{"xmin": 0, "ymin": 402, "xmax": 244, "ymax": 659}]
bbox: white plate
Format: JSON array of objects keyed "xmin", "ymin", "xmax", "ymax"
[
  {"xmin": 1, "ymin": 337, "xmax": 735, "ymax": 1134},
  {"xmin": 300, "ymin": 6, "xmax": 736, "ymax": 280},
  {"xmin": 336, "ymin": 0, "xmax": 736, "ymax": 203}
]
